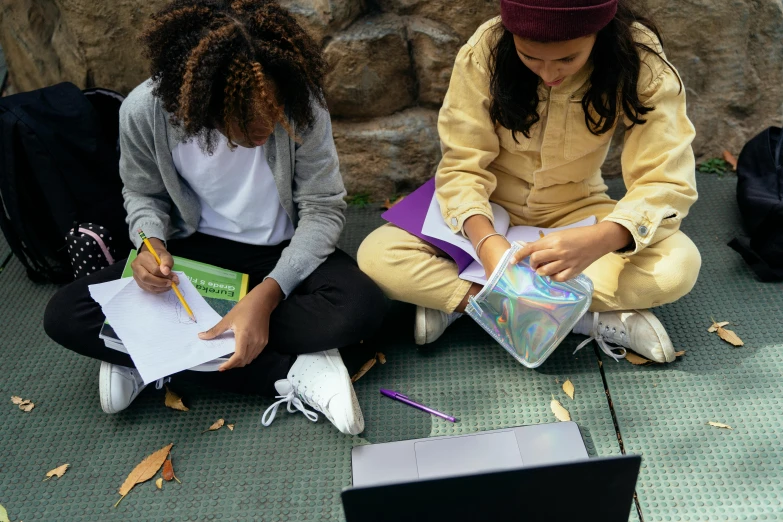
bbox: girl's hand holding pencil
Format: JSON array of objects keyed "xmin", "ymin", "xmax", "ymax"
[
  {"xmin": 131, "ymin": 236, "xmax": 179, "ymax": 294},
  {"xmin": 135, "ymin": 229, "xmax": 197, "ymax": 322}
]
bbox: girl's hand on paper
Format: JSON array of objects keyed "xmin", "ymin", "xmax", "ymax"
[
  {"xmin": 199, "ymin": 278, "xmax": 284, "ymax": 371},
  {"xmin": 509, "ymin": 222, "xmax": 632, "ymax": 282},
  {"xmin": 132, "ymin": 237, "xmax": 179, "ymax": 293}
]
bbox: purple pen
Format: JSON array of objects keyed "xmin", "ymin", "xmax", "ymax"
[{"xmin": 380, "ymin": 388, "xmax": 458, "ymax": 423}]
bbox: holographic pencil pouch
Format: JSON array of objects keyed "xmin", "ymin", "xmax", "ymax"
[{"xmin": 465, "ymin": 243, "xmax": 593, "ymax": 368}]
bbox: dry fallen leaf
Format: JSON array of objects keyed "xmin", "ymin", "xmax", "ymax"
[
  {"xmin": 674, "ymin": 350, "xmax": 686, "ymax": 357},
  {"xmin": 708, "ymin": 321, "xmax": 730, "ymax": 333},
  {"xmin": 562, "ymin": 379, "xmax": 575, "ymax": 400},
  {"xmin": 377, "ymin": 352, "xmax": 387, "ymax": 365},
  {"xmin": 717, "ymin": 327, "xmax": 744, "ymax": 346},
  {"xmin": 162, "ymin": 456, "xmax": 181, "ymax": 483},
  {"xmin": 625, "ymin": 352, "xmax": 654, "ymax": 365},
  {"xmin": 115, "ymin": 443, "xmax": 173, "ymax": 507},
  {"xmin": 155, "ymin": 478, "xmax": 163, "ymax": 490},
  {"xmin": 164, "ymin": 386, "xmax": 189, "ymax": 412},
  {"xmin": 382, "ymin": 195, "xmax": 405, "ymax": 210},
  {"xmin": 0, "ymin": 503, "xmax": 8, "ymax": 522},
  {"xmin": 707, "ymin": 421, "xmax": 733, "ymax": 430},
  {"xmin": 227, "ymin": 424, "xmax": 235, "ymax": 431},
  {"xmin": 203, "ymin": 419, "xmax": 225, "ymax": 433},
  {"xmin": 722, "ymin": 150, "xmax": 738, "ymax": 171},
  {"xmin": 598, "ymin": 361, "xmax": 603, "ymax": 368},
  {"xmin": 11, "ymin": 396, "xmax": 35, "ymax": 411},
  {"xmin": 350, "ymin": 357, "xmax": 377, "ymax": 383},
  {"xmin": 550, "ymin": 395, "xmax": 571, "ymax": 422},
  {"xmin": 162, "ymin": 458, "xmax": 174, "ymax": 481},
  {"xmin": 43, "ymin": 463, "xmax": 70, "ymax": 481}
]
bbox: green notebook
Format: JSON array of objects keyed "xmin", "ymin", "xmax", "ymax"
[{"xmin": 100, "ymin": 250, "xmax": 249, "ymax": 348}]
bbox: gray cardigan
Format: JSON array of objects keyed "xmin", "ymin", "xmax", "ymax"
[{"xmin": 119, "ymin": 80, "xmax": 347, "ymax": 296}]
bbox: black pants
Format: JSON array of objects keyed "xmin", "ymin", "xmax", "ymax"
[{"xmin": 44, "ymin": 233, "xmax": 388, "ymax": 396}]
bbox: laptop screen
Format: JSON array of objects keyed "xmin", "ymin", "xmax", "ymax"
[{"xmin": 342, "ymin": 455, "xmax": 641, "ymax": 522}]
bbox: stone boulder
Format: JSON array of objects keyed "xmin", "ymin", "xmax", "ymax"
[
  {"xmin": 323, "ymin": 14, "xmax": 415, "ymax": 119},
  {"xmin": 277, "ymin": 0, "xmax": 363, "ymax": 44},
  {"xmin": 407, "ymin": 17, "xmax": 461, "ymax": 107},
  {"xmin": 0, "ymin": 0, "xmax": 167, "ymax": 95},
  {"xmin": 1, "ymin": 0, "xmax": 782, "ymax": 195},
  {"xmin": 333, "ymin": 108, "xmax": 440, "ymax": 198},
  {"xmin": 375, "ymin": 0, "xmax": 499, "ymax": 43},
  {"xmin": 602, "ymin": 0, "xmax": 783, "ymax": 176}
]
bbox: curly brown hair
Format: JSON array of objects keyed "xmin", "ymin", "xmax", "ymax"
[{"xmin": 141, "ymin": 0, "xmax": 327, "ymax": 151}]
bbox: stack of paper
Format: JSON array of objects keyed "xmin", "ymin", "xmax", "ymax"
[{"xmin": 89, "ymin": 274, "xmax": 235, "ymax": 384}]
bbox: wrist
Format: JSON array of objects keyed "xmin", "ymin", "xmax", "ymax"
[
  {"xmin": 140, "ymin": 237, "xmax": 165, "ymax": 253},
  {"xmin": 249, "ymin": 278, "xmax": 284, "ymax": 311},
  {"xmin": 596, "ymin": 222, "xmax": 633, "ymax": 253},
  {"xmin": 479, "ymin": 236, "xmax": 511, "ymax": 269}
]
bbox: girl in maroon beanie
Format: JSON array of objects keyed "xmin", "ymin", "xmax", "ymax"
[{"xmin": 359, "ymin": 0, "xmax": 699, "ymax": 363}]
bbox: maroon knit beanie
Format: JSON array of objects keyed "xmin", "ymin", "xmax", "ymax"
[{"xmin": 500, "ymin": 0, "xmax": 618, "ymax": 41}]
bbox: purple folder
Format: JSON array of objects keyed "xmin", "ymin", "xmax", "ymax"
[{"xmin": 381, "ymin": 178, "xmax": 474, "ymax": 272}]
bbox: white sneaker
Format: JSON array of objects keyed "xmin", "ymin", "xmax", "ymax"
[
  {"xmin": 414, "ymin": 306, "xmax": 463, "ymax": 345},
  {"xmin": 99, "ymin": 361, "xmax": 147, "ymax": 414},
  {"xmin": 573, "ymin": 310, "xmax": 675, "ymax": 363},
  {"xmin": 261, "ymin": 349, "xmax": 364, "ymax": 435}
]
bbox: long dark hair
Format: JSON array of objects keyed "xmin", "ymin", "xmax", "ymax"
[
  {"xmin": 141, "ymin": 0, "xmax": 327, "ymax": 152},
  {"xmin": 488, "ymin": 0, "xmax": 680, "ymax": 141}
]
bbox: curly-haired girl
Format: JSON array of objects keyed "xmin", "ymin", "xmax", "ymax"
[
  {"xmin": 44, "ymin": 0, "xmax": 386, "ymax": 435},
  {"xmin": 359, "ymin": 0, "xmax": 700, "ymax": 363}
]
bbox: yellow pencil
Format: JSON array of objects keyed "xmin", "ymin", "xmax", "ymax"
[{"xmin": 137, "ymin": 229, "xmax": 197, "ymax": 323}]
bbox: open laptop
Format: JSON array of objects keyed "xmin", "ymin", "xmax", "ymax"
[{"xmin": 343, "ymin": 422, "xmax": 641, "ymax": 522}]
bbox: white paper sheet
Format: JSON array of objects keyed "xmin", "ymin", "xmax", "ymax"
[
  {"xmin": 88, "ymin": 277, "xmax": 133, "ymax": 308},
  {"xmin": 99, "ymin": 273, "xmax": 235, "ymax": 384},
  {"xmin": 458, "ymin": 216, "xmax": 598, "ymax": 285},
  {"xmin": 420, "ymin": 193, "xmax": 511, "ymax": 263}
]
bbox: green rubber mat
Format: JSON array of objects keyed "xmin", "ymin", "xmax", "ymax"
[
  {"xmin": 0, "ymin": 203, "xmax": 623, "ymax": 521},
  {"xmin": 0, "ymin": 233, "xmax": 9, "ymax": 267},
  {"xmin": 601, "ymin": 174, "xmax": 783, "ymax": 521}
]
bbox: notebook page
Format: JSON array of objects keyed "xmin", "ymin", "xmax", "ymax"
[
  {"xmin": 421, "ymin": 194, "xmax": 510, "ymax": 263},
  {"xmin": 100, "ymin": 273, "xmax": 235, "ymax": 384},
  {"xmin": 88, "ymin": 277, "xmax": 133, "ymax": 308},
  {"xmin": 504, "ymin": 216, "xmax": 597, "ymax": 244}
]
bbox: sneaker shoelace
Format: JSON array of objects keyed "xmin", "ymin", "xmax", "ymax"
[
  {"xmin": 261, "ymin": 388, "xmax": 319, "ymax": 427},
  {"xmin": 573, "ymin": 312, "xmax": 627, "ymax": 362}
]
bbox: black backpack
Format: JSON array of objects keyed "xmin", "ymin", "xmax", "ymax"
[
  {"xmin": 728, "ymin": 126, "xmax": 783, "ymax": 282},
  {"xmin": 0, "ymin": 82, "xmax": 132, "ymax": 283}
]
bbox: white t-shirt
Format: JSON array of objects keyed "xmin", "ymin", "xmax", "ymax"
[{"xmin": 171, "ymin": 134, "xmax": 295, "ymax": 245}]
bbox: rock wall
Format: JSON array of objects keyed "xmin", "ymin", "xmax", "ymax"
[{"xmin": 2, "ymin": 0, "xmax": 782, "ymax": 199}]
